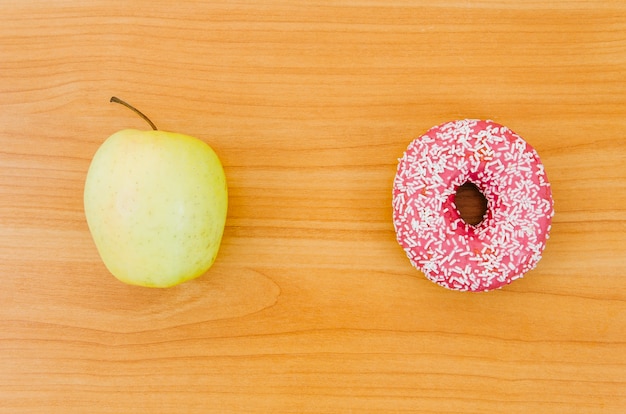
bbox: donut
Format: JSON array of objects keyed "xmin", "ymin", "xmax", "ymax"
[{"xmin": 392, "ymin": 119, "xmax": 554, "ymax": 292}]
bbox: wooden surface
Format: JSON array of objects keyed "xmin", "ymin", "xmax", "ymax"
[{"xmin": 1, "ymin": 1, "xmax": 625, "ymax": 412}]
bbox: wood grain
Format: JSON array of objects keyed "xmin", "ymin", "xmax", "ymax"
[{"xmin": 1, "ymin": 1, "xmax": 625, "ymax": 413}]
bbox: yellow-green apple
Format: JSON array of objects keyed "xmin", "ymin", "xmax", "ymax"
[{"xmin": 84, "ymin": 97, "xmax": 227, "ymax": 287}]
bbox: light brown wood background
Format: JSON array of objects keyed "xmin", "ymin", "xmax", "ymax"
[{"xmin": 1, "ymin": 1, "xmax": 625, "ymax": 413}]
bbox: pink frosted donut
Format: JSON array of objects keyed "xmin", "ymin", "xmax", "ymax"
[{"xmin": 392, "ymin": 119, "xmax": 554, "ymax": 292}]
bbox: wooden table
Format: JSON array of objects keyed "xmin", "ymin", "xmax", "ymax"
[{"xmin": 1, "ymin": 1, "xmax": 625, "ymax": 412}]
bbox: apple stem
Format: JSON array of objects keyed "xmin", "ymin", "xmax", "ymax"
[{"xmin": 110, "ymin": 96, "xmax": 158, "ymax": 130}]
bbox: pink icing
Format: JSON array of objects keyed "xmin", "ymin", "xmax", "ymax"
[{"xmin": 392, "ymin": 119, "xmax": 554, "ymax": 292}]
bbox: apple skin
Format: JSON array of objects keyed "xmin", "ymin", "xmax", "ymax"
[{"xmin": 84, "ymin": 129, "xmax": 227, "ymax": 288}]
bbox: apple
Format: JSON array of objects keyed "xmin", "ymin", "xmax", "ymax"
[{"xmin": 84, "ymin": 97, "xmax": 228, "ymax": 287}]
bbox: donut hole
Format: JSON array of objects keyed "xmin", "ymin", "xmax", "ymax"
[{"xmin": 455, "ymin": 181, "xmax": 488, "ymax": 226}]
